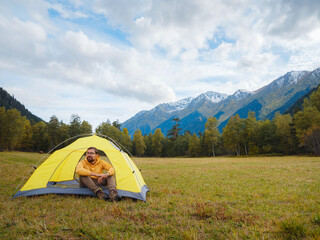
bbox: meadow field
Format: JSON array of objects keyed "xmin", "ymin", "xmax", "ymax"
[{"xmin": 0, "ymin": 152, "xmax": 319, "ymax": 239}]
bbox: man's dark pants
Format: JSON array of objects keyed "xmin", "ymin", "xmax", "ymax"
[{"xmin": 79, "ymin": 175, "xmax": 117, "ymax": 194}]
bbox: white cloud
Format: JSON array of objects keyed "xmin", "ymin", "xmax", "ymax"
[
  {"xmin": 262, "ymin": 0, "xmax": 320, "ymax": 39},
  {"xmin": 52, "ymin": 31, "xmax": 176, "ymax": 102},
  {"xmin": 0, "ymin": 16, "xmax": 47, "ymax": 57},
  {"xmin": 49, "ymin": 3, "xmax": 88, "ymax": 19},
  {"xmin": 1, "ymin": 0, "xmax": 320, "ymax": 126}
]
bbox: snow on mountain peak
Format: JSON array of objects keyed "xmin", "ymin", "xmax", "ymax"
[
  {"xmin": 195, "ymin": 91, "xmax": 228, "ymax": 103},
  {"xmin": 161, "ymin": 97, "xmax": 194, "ymax": 113},
  {"xmin": 276, "ymin": 71, "xmax": 309, "ymax": 87},
  {"xmin": 288, "ymin": 71, "xmax": 308, "ymax": 84},
  {"xmin": 231, "ymin": 89, "xmax": 252, "ymax": 100},
  {"xmin": 161, "ymin": 91, "xmax": 229, "ymax": 113}
]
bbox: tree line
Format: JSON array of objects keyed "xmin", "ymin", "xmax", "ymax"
[{"xmin": 1, "ymin": 87, "xmax": 320, "ymax": 156}]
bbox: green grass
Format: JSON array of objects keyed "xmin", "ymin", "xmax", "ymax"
[{"xmin": 1, "ymin": 153, "xmax": 320, "ymax": 239}]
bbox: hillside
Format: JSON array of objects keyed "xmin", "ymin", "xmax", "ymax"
[
  {"xmin": 0, "ymin": 87, "xmax": 43, "ymax": 123},
  {"xmin": 283, "ymin": 83, "xmax": 320, "ymax": 115},
  {"xmin": 122, "ymin": 66, "xmax": 320, "ymax": 136}
]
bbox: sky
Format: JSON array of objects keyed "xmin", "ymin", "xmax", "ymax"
[{"xmin": 1, "ymin": 0, "xmax": 320, "ymax": 130}]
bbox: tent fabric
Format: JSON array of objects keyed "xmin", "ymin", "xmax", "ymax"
[{"xmin": 13, "ymin": 135, "xmax": 149, "ymax": 201}]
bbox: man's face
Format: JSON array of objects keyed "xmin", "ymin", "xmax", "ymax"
[{"xmin": 86, "ymin": 149, "xmax": 97, "ymax": 162}]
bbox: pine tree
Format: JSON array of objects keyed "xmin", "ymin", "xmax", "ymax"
[{"xmin": 167, "ymin": 117, "xmax": 181, "ymax": 141}]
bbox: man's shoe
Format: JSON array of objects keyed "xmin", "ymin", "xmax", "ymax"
[
  {"xmin": 113, "ymin": 195, "xmax": 122, "ymax": 201},
  {"xmin": 108, "ymin": 189, "xmax": 122, "ymax": 201},
  {"xmin": 95, "ymin": 189, "xmax": 106, "ymax": 199}
]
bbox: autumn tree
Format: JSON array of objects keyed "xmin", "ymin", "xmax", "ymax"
[
  {"xmin": 47, "ymin": 115, "xmax": 62, "ymax": 148},
  {"xmin": 204, "ymin": 117, "xmax": 219, "ymax": 156},
  {"xmin": 188, "ymin": 133, "xmax": 201, "ymax": 157},
  {"xmin": 222, "ymin": 115, "xmax": 245, "ymax": 155},
  {"xmin": 294, "ymin": 87, "xmax": 320, "ymax": 142},
  {"xmin": 68, "ymin": 114, "xmax": 81, "ymax": 137},
  {"xmin": 293, "ymin": 87, "xmax": 320, "ymax": 154},
  {"xmin": 96, "ymin": 121, "xmax": 122, "ymax": 143},
  {"xmin": 254, "ymin": 119, "xmax": 278, "ymax": 154},
  {"xmin": 80, "ymin": 120, "xmax": 92, "ymax": 134},
  {"xmin": 20, "ymin": 118, "xmax": 33, "ymax": 150},
  {"xmin": 172, "ymin": 132, "xmax": 191, "ymax": 156},
  {"xmin": 0, "ymin": 107, "xmax": 6, "ymax": 148},
  {"xmin": 3, "ymin": 109, "xmax": 26, "ymax": 149},
  {"xmin": 32, "ymin": 121, "xmax": 50, "ymax": 152},
  {"xmin": 274, "ymin": 112, "xmax": 298, "ymax": 154},
  {"xmin": 302, "ymin": 126, "xmax": 320, "ymax": 155},
  {"xmin": 59, "ymin": 122, "xmax": 70, "ymax": 144},
  {"xmin": 161, "ymin": 137, "xmax": 172, "ymax": 157},
  {"xmin": 152, "ymin": 128, "xmax": 164, "ymax": 156},
  {"xmin": 121, "ymin": 128, "xmax": 133, "ymax": 153},
  {"xmin": 133, "ymin": 129, "xmax": 146, "ymax": 157},
  {"xmin": 310, "ymin": 86, "xmax": 320, "ymax": 111},
  {"xmin": 243, "ymin": 111, "xmax": 258, "ymax": 155},
  {"xmin": 294, "ymin": 106, "xmax": 320, "ymax": 141},
  {"xmin": 143, "ymin": 133, "xmax": 153, "ymax": 156}
]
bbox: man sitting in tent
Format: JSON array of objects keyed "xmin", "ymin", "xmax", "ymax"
[{"xmin": 76, "ymin": 147, "xmax": 122, "ymax": 201}]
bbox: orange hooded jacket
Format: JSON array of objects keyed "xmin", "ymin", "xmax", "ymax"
[{"xmin": 76, "ymin": 155, "xmax": 115, "ymax": 179}]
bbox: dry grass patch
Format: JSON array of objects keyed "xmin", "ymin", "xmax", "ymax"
[{"xmin": 1, "ymin": 153, "xmax": 320, "ymax": 239}]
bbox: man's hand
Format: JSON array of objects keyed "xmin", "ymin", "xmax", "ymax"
[
  {"xmin": 89, "ymin": 172, "xmax": 110, "ymax": 183},
  {"xmin": 97, "ymin": 173, "xmax": 110, "ymax": 183}
]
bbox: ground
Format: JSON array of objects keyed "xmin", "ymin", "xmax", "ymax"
[{"xmin": 1, "ymin": 152, "xmax": 320, "ymax": 239}]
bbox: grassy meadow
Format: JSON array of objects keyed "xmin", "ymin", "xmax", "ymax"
[{"xmin": 0, "ymin": 152, "xmax": 320, "ymax": 239}]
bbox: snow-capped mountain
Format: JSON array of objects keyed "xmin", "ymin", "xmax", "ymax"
[
  {"xmin": 150, "ymin": 91, "xmax": 229, "ymax": 115},
  {"xmin": 158, "ymin": 97, "xmax": 194, "ymax": 113},
  {"xmin": 191, "ymin": 91, "xmax": 228, "ymax": 104},
  {"xmin": 122, "ymin": 67, "xmax": 320, "ymax": 136},
  {"xmin": 230, "ymin": 89, "xmax": 252, "ymax": 100},
  {"xmin": 274, "ymin": 71, "xmax": 309, "ymax": 87}
]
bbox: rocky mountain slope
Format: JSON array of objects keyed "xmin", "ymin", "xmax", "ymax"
[{"xmin": 122, "ymin": 67, "xmax": 320, "ymax": 136}]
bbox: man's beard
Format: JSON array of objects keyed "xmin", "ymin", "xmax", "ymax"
[{"xmin": 87, "ymin": 156, "xmax": 94, "ymax": 162}]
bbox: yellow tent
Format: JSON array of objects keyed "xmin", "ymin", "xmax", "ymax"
[{"xmin": 13, "ymin": 134, "xmax": 149, "ymax": 201}]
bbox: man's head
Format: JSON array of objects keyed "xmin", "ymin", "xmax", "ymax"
[{"xmin": 86, "ymin": 147, "xmax": 98, "ymax": 163}]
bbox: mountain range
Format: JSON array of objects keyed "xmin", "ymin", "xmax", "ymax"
[{"xmin": 122, "ymin": 66, "xmax": 320, "ymax": 136}]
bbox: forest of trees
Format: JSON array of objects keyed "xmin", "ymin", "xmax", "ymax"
[{"xmin": 1, "ymin": 86, "xmax": 320, "ymax": 156}]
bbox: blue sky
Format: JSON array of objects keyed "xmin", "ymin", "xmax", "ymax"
[{"xmin": 1, "ymin": 0, "xmax": 320, "ymax": 129}]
